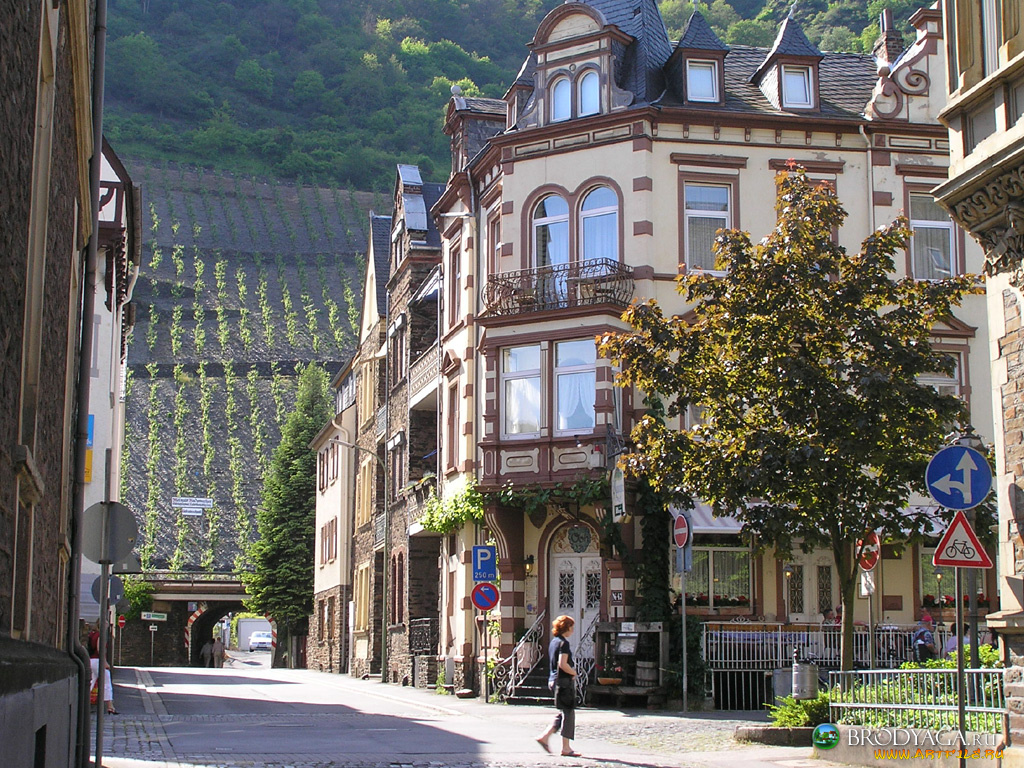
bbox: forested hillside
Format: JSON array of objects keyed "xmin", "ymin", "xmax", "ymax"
[{"xmin": 104, "ymin": 0, "xmax": 906, "ymax": 191}]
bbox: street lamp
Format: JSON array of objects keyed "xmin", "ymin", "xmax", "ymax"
[{"xmin": 325, "ymin": 436, "xmax": 387, "ymax": 681}]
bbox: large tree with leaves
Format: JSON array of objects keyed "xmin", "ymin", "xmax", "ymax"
[
  {"xmin": 600, "ymin": 169, "xmax": 975, "ymax": 671},
  {"xmin": 245, "ymin": 362, "xmax": 331, "ymax": 667}
]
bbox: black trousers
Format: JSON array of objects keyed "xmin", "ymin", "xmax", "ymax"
[{"xmin": 550, "ymin": 677, "xmax": 576, "ymax": 740}]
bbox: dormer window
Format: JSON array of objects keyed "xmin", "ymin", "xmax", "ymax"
[
  {"xmin": 781, "ymin": 65, "xmax": 813, "ymax": 108},
  {"xmin": 686, "ymin": 60, "xmax": 719, "ymax": 102},
  {"xmin": 579, "ymin": 71, "xmax": 599, "ymax": 116},
  {"xmin": 551, "ymin": 77, "xmax": 571, "ymax": 121}
]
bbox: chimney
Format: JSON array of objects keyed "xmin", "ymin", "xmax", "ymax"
[{"xmin": 872, "ymin": 9, "xmax": 904, "ymax": 66}]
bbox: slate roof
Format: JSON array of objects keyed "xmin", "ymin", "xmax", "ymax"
[
  {"xmin": 752, "ymin": 15, "xmax": 822, "ymax": 82},
  {"xmin": 422, "ymin": 183, "xmax": 444, "ymax": 248},
  {"xmin": 370, "ymin": 213, "xmax": 391, "ymax": 316},
  {"xmin": 676, "ymin": 11, "xmax": 728, "ymax": 52},
  {"xmin": 462, "ymin": 97, "xmax": 506, "ymax": 116},
  {"xmin": 658, "ymin": 44, "xmax": 876, "ymax": 120},
  {"xmin": 588, "ymin": 0, "xmax": 673, "ymax": 102}
]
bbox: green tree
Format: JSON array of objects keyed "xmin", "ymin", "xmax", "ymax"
[
  {"xmin": 244, "ymin": 363, "xmax": 331, "ymax": 667},
  {"xmin": 599, "ymin": 169, "xmax": 974, "ymax": 671},
  {"xmin": 235, "ymin": 59, "xmax": 275, "ymax": 100}
]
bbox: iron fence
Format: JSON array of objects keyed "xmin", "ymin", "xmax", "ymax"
[
  {"xmin": 829, "ymin": 668, "xmax": 1005, "ymax": 733},
  {"xmin": 483, "ymin": 258, "xmax": 633, "ymax": 316},
  {"xmin": 409, "ymin": 617, "xmax": 439, "ymax": 654},
  {"xmin": 702, "ymin": 622, "xmax": 954, "ymax": 671}
]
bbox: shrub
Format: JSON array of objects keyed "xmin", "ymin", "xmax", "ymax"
[{"xmin": 769, "ymin": 690, "xmax": 832, "ymax": 728}]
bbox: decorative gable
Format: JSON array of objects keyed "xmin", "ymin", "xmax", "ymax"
[{"xmin": 750, "ymin": 15, "xmax": 823, "ymax": 111}]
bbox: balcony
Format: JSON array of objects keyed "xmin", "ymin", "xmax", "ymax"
[
  {"xmin": 483, "ymin": 258, "xmax": 634, "ymax": 317},
  {"xmin": 408, "ymin": 346, "xmax": 439, "ymax": 409}
]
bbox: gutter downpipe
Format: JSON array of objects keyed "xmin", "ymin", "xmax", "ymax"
[
  {"xmin": 71, "ymin": 0, "xmax": 109, "ymax": 765},
  {"xmin": 859, "ymin": 123, "xmax": 877, "ymax": 234}
]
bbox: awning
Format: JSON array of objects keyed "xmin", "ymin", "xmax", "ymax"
[{"xmin": 670, "ymin": 502, "xmax": 743, "ymax": 535}]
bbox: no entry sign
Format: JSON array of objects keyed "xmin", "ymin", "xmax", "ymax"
[
  {"xmin": 673, "ymin": 514, "xmax": 689, "ymax": 548},
  {"xmin": 471, "ymin": 582, "xmax": 500, "ymax": 611}
]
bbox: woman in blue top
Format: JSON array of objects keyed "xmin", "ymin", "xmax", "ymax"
[{"xmin": 536, "ymin": 614, "xmax": 580, "ymax": 757}]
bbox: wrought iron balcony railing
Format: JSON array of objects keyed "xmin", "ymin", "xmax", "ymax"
[
  {"xmin": 409, "ymin": 346, "xmax": 439, "ymax": 400},
  {"xmin": 408, "ymin": 617, "xmax": 439, "ymax": 654},
  {"xmin": 483, "ymin": 258, "xmax": 634, "ymax": 317}
]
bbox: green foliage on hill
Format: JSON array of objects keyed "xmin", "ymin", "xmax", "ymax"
[{"xmin": 104, "ymin": 0, "xmax": 889, "ymax": 189}]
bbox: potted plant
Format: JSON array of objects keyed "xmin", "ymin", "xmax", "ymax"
[{"xmin": 596, "ymin": 663, "xmax": 623, "ymax": 686}]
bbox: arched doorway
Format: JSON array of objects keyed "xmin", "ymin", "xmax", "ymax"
[{"xmin": 547, "ymin": 523, "xmax": 601, "ymax": 635}]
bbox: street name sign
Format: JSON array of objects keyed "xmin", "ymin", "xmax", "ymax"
[
  {"xmin": 926, "ymin": 446, "xmax": 993, "ymax": 510},
  {"xmin": 141, "ymin": 611, "xmax": 168, "ymax": 621},
  {"xmin": 171, "ymin": 497, "xmax": 214, "ymax": 509},
  {"xmin": 471, "ymin": 582, "xmax": 500, "ymax": 611},
  {"xmin": 932, "ymin": 509, "xmax": 993, "ymax": 568},
  {"xmin": 472, "ymin": 545, "xmax": 497, "ymax": 582}
]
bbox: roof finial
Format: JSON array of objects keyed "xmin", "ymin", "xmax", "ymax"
[{"xmin": 787, "ymin": 0, "xmax": 798, "ymax": 19}]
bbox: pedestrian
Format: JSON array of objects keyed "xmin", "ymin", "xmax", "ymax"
[
  {"xmin": 212, "ymin": 636, "xmax": 226, "ymax": 668},
  {"xmin": 913, "ymin": 616, "xmax": 938, "ymax": 662},
  {"xmin": 536, "ymin": 615, "xmax": 580, "ymax": 758},
  {"xmin": 89, "ymin": 625, "xmax": 116, "ymax": 715},
  {"xmin": 200, "ymin": 639, "xmax": 214, "ymax": 668},
  {"xmin": 945, "ymin": 623, "xmax": 971, "ymax": 654}
]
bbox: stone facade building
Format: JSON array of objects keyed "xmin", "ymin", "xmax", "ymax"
[
  {"xmin": 426, "ymin": 0, "xmax": 994, "ymax": 704},
  {"xmin": 0, "ymin": 0, "xmax": 136, "ymax": 765},
  {"xmin": 932, "ymin": 0, "xmax": 1024, "ymax": 757}
]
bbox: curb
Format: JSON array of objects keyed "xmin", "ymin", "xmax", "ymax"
[{"xmin": 734, "ymin": 725, "xmax": 813, "ymax": 747}]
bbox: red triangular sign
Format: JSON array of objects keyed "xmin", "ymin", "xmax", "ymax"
[{"xmin": 932, "ymin": 509, "xmax": 993, "ymax": 568}]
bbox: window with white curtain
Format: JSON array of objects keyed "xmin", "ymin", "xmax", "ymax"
[
  {"xmin": 684, "ymin": 183, "xmax": 730, "ymax": 272},
  {"xmin": 533, "ymin": 195, "xmax": 570, "ymax": 267},
  {"xmin": 502, "ymin": 344, "xmax": 541, "ymax": 437},
  {"xmin": 781, "ymin": 65, "xmax": 813, "ymax": 108},
  {"xmin": 580, "ymin": 186, "xmax": 618, "ymax": 262},
  {"xmin": 686, "ymin": 60, "xmax": 718, "ymax": 102},
  {"xmin": 919, "ymin": 353, "xmax": 962, "ymax": 399},
  {"xmin": 579, "ymin": 70, "xmax": 599, "ymax": 116},
  {"xmin": 675, "ymin": 546, "xmax": 751, "ymax": 607},
  {"xmin": 551, "ymin": 77, "xmax": 571, "ymax": 121},
  {"xmin": 910, "ymin": 193, "xmax": 956, "ymax": 280},
  {"xmin": 555, "ymin": 340, "xmax": 596, "ymax": 434}
]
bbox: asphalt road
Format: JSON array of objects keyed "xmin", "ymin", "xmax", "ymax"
[{"xmin": 97, "ymin": 665, "xmax": 851, "ymax": 768}]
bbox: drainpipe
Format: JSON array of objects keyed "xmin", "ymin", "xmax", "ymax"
[
  {"xmin": 70, "ymin": 0, "xmax": 109, "ymax": 765},
  {"xmin": 859, "ymin": 124, "xmax": 877, "ymax": 233}
]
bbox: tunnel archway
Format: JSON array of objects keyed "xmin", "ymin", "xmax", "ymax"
[{"xmin": 187, "ymin": 602, "xmax": 242, "ymax": 666}]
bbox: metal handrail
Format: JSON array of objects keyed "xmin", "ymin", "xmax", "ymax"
[{"xmin": 492, "ymin": 611, "xmax": 547, "ymax": 701}]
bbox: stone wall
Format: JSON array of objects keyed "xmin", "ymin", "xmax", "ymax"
[{"xmin": 309, "ymin": 584, "xmax": 350, "ymax": 674}]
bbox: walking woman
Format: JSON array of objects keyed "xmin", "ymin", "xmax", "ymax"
[{"xmin": 536, "ymin": 615, "xmax": 580, "ymax": 757}]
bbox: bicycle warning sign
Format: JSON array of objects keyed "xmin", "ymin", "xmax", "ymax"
[{"xmin": 932, "ymin": 509, "xmax": 993, "ymax": 569}]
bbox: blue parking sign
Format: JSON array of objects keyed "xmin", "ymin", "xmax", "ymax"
[{"xmin": 472, "ymin": 545, "xmax": 497, "ymax": 581}]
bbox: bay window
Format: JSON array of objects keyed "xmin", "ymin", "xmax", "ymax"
[
  {"xmin": 555, "ymin": 340, "xmax": 596, "ymax": 433},
  {"xmin": 502, "ymin": 344, "xmax": 541, "ymax": 437}
]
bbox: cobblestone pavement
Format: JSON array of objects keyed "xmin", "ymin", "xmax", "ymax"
[{"xmin": 90, "ymin": 667, "xmax": 851, "ymax": 768}]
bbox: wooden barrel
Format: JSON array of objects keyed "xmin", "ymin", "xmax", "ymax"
[{"xmin": 635, "ymin": 661, "xmax": 657, "ymax": 687}]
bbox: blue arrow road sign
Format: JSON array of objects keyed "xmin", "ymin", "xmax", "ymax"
[
  {"xmin": 472, "ymin": 545, "xmax": 497, "ymax": 581},
  {"xmin": 926, "ymin": 445, "xmax": 993, "ymax": 510}
]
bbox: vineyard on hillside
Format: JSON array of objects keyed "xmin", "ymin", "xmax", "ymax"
[{"xmin": 122, "ymin": 161, "xmax": 381, "ymax": 573}]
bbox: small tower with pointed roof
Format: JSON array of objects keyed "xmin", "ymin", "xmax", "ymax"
[
  {"xmin": 750, "ymin": 12, "xmax": 823, "ymax": 111},
  {"xmin": 668, "ymin": 8, "xmax": 729, "ymax": 106}
]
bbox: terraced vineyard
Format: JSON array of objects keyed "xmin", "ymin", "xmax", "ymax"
[{"xmin": 122, "ymin": 162, "xmax": 380, "ymax": 572}]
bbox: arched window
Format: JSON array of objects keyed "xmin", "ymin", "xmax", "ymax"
[
  {"xmin": 580, "ymin": 186, "xmax": 618, "ymax": 262},
  {"xmin": 578, "ymin": 71, "xmax": 599, "ymax": 116},
  {"xmin": 533, "ymin": 195, "xmax": 570, "ymax": 267},
  {"xmin": 551, "ymin": 77, "xmax": 571, "ymax": 122}
]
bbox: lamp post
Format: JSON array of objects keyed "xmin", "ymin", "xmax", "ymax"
[
  {"xmin": 327, "ymin": 436, "xmax": 387, "ymax": 681},
  {"xmin": 783, "ymin": 565, "xmax": 794, "ymax": 625}
]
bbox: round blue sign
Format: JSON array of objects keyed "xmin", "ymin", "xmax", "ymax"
[
  {"xmin": 471, "ymin": 582, "xmax": 500, "ymax": 611},
  {"xmin": 925, "ymin": 445, "xmax": 993, "ymax": 511}
]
